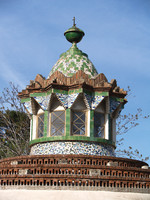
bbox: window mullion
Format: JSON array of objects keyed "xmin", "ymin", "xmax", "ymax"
[
  {"xmin": 50, "ymin": 111, "xmax": 65, "ymax": 136},
  {"xmin": 37, "ymin": 113, "xmax": 44, "ymax": 138},
  {"xmin": 72, "ymin": 111, "xmax": 86, "ymax": 136}
]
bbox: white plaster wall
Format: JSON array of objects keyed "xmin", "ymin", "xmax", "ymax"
[
  {"xmin": 87, "ymin": 110, "xmax": 90, "ymax": 137},
  {"xmin": 105, "ymin": 114, "xmax": 109, "ymax": 140},
  {"xmin": 32, "ymin": 109, "xmax": 45, "ymax": 140},
  {"xmin": 37, "ymin": 109, "xmax": 44, "ymax": 115},
  {"xmin": 53, "ymin": 105, "xmax": 65, "ymax": 111},
  {"xmin": 30, "ymin": 119, "xmax": 32, "ymax": 141},
  {"xmin": 32, "ymin": 115, "xmax": 37, "ymax": 140},
  {"xmin": 0, "ymin": 190, "xmax": 149, "ymax": 200}
]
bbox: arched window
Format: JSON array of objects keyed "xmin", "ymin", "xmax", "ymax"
[
  {"xmin": 72, "ymin": 110, "xmax": 86, "ymax": 135},
  {"xmin": 50, "ymin": 110, "xmax": 65, "ymax": 136},
  {"xmin": 49, "ymin": 94, "xmax": 65, "ymax": 136},
  {"xmin": 37, "ymin": 109, "xmax": 44, "ymax": 138},
  {"xmin": 94, "ymin": 99, "xmax": 105, "ymax": 138},
  {"xmin": 94, "ymin": 112, "xmax": 105, "ymax": 138},
  {"xmin": 71, "ymin": 93, "xmax": 88, "ymax": 136}
]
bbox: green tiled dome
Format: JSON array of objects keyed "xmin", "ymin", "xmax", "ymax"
[
  {"xmin": 48, "ymin": 43, "xmax": 98, "ymax": 78},
  {"xmin": 48, "ymin": 21, "xmax": 98, "ymax": 79}
]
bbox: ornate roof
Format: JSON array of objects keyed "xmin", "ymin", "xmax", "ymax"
[
  {"xmin": 48, "ymin": 19, "xmax": 98, "ymax": 79},
  {"xmin": 48, "ymin": 43, "xmax": 98, "ymax": 78},
  {"xmin": 19, "ymin": 19, "xmax": 127, "ymax": 100}
]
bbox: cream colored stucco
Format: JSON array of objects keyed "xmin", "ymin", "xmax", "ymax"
[{"xmin": 0, "ymin": 190, "xmax": 149, "ymax": 200}]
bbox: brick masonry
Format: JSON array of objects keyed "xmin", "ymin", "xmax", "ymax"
[{"xmin": 0, "ymin": 155, "xmax": 149, "ymax": 193}]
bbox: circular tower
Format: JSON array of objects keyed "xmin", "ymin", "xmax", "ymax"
[
  {"xmin": 0, "ymin": 20, "xmax": 149, "ymax": 196},
  {"xmin": 19, "ymin": 20, "xmax": 127, "ymax": 157}
]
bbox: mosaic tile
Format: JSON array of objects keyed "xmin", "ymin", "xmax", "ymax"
[
  {"xmin": 83, "ymin": 94, "xmax": 105, "ymax": 110},
  {"xmin": 55, "ymin": 93, "xmax": 79, "ymax": 108},
  {"xmin": 110, "ymin": 98, "xmax": 121, "ymax": 114},
  {"xmin": 92, "ymin": 96, "xmax": 105, "ymax": 110},
  {"xmin": 33, "ymin": 95, "xmax": 51, "ymax": 110},
  {"xmin": 24, "ymin": 93, "xmax": 107, "ymax": 114},
  {"xmin": 23, "ymin": 101, "xmax": 32, "ymax": 114},
  {"xmin": 30, "ymin": 141, "xmax": 115, "ymax": 157},
  {"xmin": 48, "ymin": 44, "xmax": 98, "ymax": 79},
  {"xmin": 24, "ymin": 91, "xmax": 123, "ymax": 119},
  {"xmin": 68, "ymin": 93, "xmax": 79, "ymax": 108},
  {"xmin": 56, "ymin": 93, "xmax": 68, "ymax": 108},
  {"xmin": 84, "ymin": 93, "xmax": 92, "ymax": 108}
]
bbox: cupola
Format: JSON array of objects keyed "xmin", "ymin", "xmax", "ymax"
[
  {"xmin": 48, "ymin": 17, "xmax": 98, "ymax": 78},
  {"xmin": 18, "ymin": 18, "xmax": 127, "ymax": 157}
]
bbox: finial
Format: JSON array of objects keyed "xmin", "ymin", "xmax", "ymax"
[
  {"xmin": 64, "ymin": 18, "xmax": 85, "ymax": 44},
  {"xmin": 73, "ymin": 17, "xmax": 76, "ymax": 26}
]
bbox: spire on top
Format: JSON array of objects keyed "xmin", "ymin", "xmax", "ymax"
[{"xmin": 73, "ymin": 17, "xmax": 76, "ymax": 26}]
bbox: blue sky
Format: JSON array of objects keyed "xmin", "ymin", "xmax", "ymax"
[{"xmin": 0, "ymin": 0, "xmax": 150, "ymax": 164}]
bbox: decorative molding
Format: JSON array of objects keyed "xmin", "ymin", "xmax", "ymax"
[{"xmin": 18, "ymin": 71, "xmax": 127, "ymax": 99}]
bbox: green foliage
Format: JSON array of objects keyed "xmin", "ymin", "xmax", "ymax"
[{"xmin": 0, "ymin": 83, "xmax": 30, "ymax": 158}]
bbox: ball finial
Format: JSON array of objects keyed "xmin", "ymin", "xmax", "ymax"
[{"xmin": 64, "ymin": 18, "xmax": 85, "ymax": 44}]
